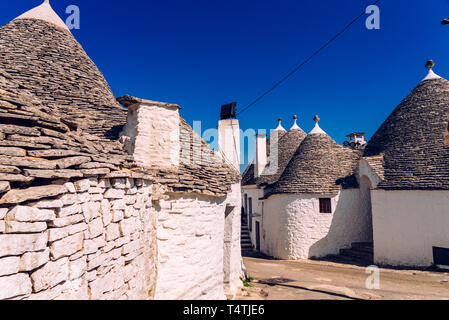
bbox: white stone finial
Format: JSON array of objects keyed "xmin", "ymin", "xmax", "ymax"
[
  {"xmin": 290, "ymin": 115, "xmax": 301, "ymax": 130},
  {"xmin": 274, "ymin": 118, "xmax": 286, "ymax": 132},
  {"xmin": 309, "ymin": 115, "xmax": 327, "ymax": 135},
  {"xmin": 422, "ymin": 60, "xmax": 442, "ymax": 81},
  {"xmin": 14, "ymin": 0, "xmax": 70, "ymax": 32}
]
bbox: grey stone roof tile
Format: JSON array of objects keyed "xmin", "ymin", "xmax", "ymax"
[{"xmin": 363, "ymin": 77, "xmax": 449, "ymax": 190}]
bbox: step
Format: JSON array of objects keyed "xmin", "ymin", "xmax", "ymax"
[
  {"xmin": 352, "ymin": 242, "xmax": 373, "ymax": 249},
  {"xmin": 340, "ymin": 249, "xmax": 373, "ymax": 262},
  {"xmin": 351, "ymin": 246, "xmax": 373, "ymax": 254},
  {"xmin": 320, "ymin": 254, "xmax": 360, "ymax": 264}
]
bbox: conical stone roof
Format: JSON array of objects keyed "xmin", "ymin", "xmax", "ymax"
[
  {"xmin": 269, "ymin": 132, "xmax": 361, "ymax": 196},
  {"xmin": 0, "ymin": 2, "xmax": 241, "ymax": 197},
  {"xmin": 363, "ymin": 71, "xmax": 449, "ymax": 190},
  {"xmin": 241, "ymin": 119, "xmax": 306, "ymax": 187},
  {"xmin": 257, "ymin": 128, "xmax": 306, "ymax": 186},
  {"xmin": 0, "ymin": 4, "xmax": 126, "ymax": 138}
]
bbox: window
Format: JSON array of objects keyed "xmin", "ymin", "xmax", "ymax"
[{"xmin": 319, "ymin": 198, "xmax": 332, "ymax": 213}]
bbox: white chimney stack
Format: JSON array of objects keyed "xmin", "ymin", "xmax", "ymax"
[
  {"xmin": 218, "ymin": 119, "xmax": 240, "ymax": 171},
  {"xmin": 254, "ymin": 133, "xmax": 267, "ymax": 178},
  {"xmin": 118, "ymin": 96, "xmax": 180, "ymax": 170}
]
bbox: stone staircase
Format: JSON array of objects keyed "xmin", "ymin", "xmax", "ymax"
[
  {"xmin": 321, "ymin": 242, "xmax": 374, "ymax": 266},
  {"xmin": 241, "ymin": 223, "xmax": 253, "ymax": 253}
]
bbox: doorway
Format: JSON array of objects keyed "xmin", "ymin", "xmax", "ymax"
[
  {"xmin": 359, "ymin": 175, "xmax": 374, "ymax": 242},
  {"xmin": 255, "ymin": 221, "xmax": 261, "ymax": 252}
]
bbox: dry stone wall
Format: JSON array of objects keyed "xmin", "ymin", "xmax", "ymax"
[{"xmin": 0, "ymin": 177, "xmax": 157, "ymax": 300}]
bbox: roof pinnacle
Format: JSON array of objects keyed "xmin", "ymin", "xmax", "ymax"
[
  {"xmin": 423, "ymin": 59, "xmax": 442, "ymax": 81},
  {"xmin": 309, "ymin": 115, "xmax": 326, "ymax": 135},
  {"xmin": 274, "ymin": 118, "xmax": 286, "ymax": 132},
  {"xmin": 290, "ymin": 115, "xmax": 301, "ymax": 130}
]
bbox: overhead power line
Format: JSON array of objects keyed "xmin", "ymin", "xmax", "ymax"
[{"xmin": 237, "ymin": 0, "xmax": 381, "ymax": 116}]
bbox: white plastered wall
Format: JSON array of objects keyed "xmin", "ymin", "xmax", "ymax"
[
  {"xmin": 121, "ymin": 102, "xmax": 180, "ymax": 169},
  {"xmin": 262, "ymin": 190, "xmax": 372, "ymax": 260},
  {"xmin": 154, "ymin": 187, "xmax": 242, "ymax": 300},
  {"xmin": 372, "ymin": 190, "xmax": 449, "ymax": 267},
  {"xmin": 223, "ymin": 183, "xmax": 243, "ymax": 298}
]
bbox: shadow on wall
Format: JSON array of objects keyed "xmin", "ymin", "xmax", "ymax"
[{"xmin": 309, "ymin": 187, "xmax": 373, "ymax": 259}]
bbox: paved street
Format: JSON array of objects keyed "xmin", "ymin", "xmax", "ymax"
[{"xmin": 237, "ymin": 256, "xmax": 449, "ymax": 300}]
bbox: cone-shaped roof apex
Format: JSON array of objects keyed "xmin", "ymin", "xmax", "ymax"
[{"xmin": 14, "ymin": 0, "xmax": 69, "ymax": 32}]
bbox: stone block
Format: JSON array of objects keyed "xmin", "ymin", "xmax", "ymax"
[
  {"xmin": 104, "ymin": 188, "xmax": 125, "ymax": 199},
  {"xmin": 0, "ymin": 256, "xmax": 20, "ymax": 276},
  {"xmin": 64, "ymin": 182, "xmax": 76, "ymax": 193},
  {"xmin": 31, "ymin": 257, "xmax": 69, "ymax": 292},
  {"xmin": 112, "ymin": 199, "xmax": 126, "ymax": 210},
  {"xmin": 6, "ymin": 206, "xmax": 55, "ymax": 222},
  {"xmin": 119, "ymin": 217, "xmax": 137, "ymax": 236},
  {"xmin": 106, "ymin": 223, "xmax": 120, "ymax": 241},
  {"xmin": 19, "ymin": 249, "xmax": 49, "ymax": 272},
  {"xmin": 88, "ymin": 217, "xmax": 103, "ymax": 239},
  {"xmin": 69, "ymin": 256, "xmax": 87, "ymax": 281},
  {"xmin": 57, "ymin": 204, "xmax": 81, "ymax": 217},
  {"xmin": 50, "ymin": 232, "xmax": 84, "ymax": 260},
  {"xmin": 0, "ymin": 181, "xmax": 10, "ymax": 193},
  {"xmin": 0, "ymin": 232, "xmax": 48, "ymax": 257},
  {"xmin": 0, "ymin": 273, "xmax": 32, "ymax": 300},
  {"xmin": 0, "ymin": 208, "xmax": 8, "ymax": 219},
  {"xmin": 112, "ymin": 210, "xmax": 124, "ymax": 223},
  {"xmin": 31, "ymin": 199, "xmax": 64, "ymax": 209},
  {"xmin": 0, "ymin": 185, "xmax": 67, "ymax": 204},
  {"xmin": 59, "ymin": 193, "xmax": 79, "ymax": 206},
  {"xmin": 5, "ymin": 221, "xmax": 47, "ymax": 233},
  {"xmin": 48, "ymin": 214, "xmax": 84, "ymax": 228},
  {"xmin": 82, "ymin": 201, "xmax": 100, "ymax": 222},
  {"xmin": 74, "ymin": 179, "xmax": 90, "ymax": 193}
]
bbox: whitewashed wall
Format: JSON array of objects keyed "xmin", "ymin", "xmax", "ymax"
[
  {"xmin": 121, "ymin": 102, "xmax": 180, "ymax": 169},
  {"xmin": 154, "ymin": 185, "xmax": 242, "ymax": 300},
  {"xmin": 372, "ymin": 190, "xmax": 449, "ymax": 267},
  {"xmin": 224, "ymin": 183, "xmax": 243, "ymax": 298},
  {"xmin": 262, "ymin": 190, "xmax": 372, "ymax": 260}
]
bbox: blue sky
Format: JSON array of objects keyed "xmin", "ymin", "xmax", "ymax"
[{"xmin": 2, "ymin": 0, "xmax": 449, "ymax": 170}]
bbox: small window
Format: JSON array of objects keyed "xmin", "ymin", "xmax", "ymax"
[{"xmin": 319, "ymin": 198, "xmax": 332, "ymax": 213}]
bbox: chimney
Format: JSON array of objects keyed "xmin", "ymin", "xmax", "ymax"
[
  {"xmin": 218, "ymin": 119, "xmax": 240, "ymax": 171},
  {"xmin": 254, "ymin": 133, "xmax": 267, "ymax": 178},
  {"xmin": 117, "ymin": 96, "xmax": 180, "ymax": 170}
]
